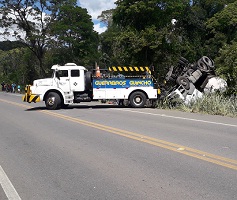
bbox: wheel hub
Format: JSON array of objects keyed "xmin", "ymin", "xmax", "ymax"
[
  {"xmin": 135, "ymin": 96, "xmax": 142, "ymax": 104},
  {"xmin": 48, "ymin": 97, "xmax": 55, "ymax": 106}
]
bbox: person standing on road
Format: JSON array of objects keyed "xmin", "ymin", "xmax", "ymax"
[
  {"xmin": 17, "ymin": 85, "xmax": 21, "ymax": 93},
  {"xmin": 1, "ymin": 81, "xmax": 5, "ymax": 91},
  {"xmin": 12, "ymin": 83, "xmax": 16, "ymax": 93}
]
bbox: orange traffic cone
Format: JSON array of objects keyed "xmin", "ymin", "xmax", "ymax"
[{"xmin": 95, "ymin": 65, "xmax": 101, "ymax": 78}]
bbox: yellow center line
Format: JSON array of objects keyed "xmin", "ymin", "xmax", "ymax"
[{"xmin": 1, "ymin": 98, "xmax": 237, "ymax": 171}]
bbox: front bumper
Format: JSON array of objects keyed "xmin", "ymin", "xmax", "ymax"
[{"xmin": 22, "ymin": 85, "xmax": 40, "ymax": 103}]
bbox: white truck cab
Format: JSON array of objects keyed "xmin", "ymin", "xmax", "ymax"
[{"xmin": 52, "ymin": 63, "xmax": 86, "ymax": 93}]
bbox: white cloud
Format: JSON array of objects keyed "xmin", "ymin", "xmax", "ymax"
[
  {"xmin": 0, "ymin": 1, "xmax": 116, "ymax": 41},
  {"xmin": 0, "ymin": 13, "xmax": 22, "ymax": 41},
  {"xmin": 0, "ymin": 8, "xmax": 48, "ymax": 41},
  {"xmin": 94, "ymin": 23, "xmax": 107, "ymax": 34},
  {"xmin": 78, "ymin": 0, "xmax": 116, "ymax": 20},
  {"xmin": 78, "ymin": 0, "xmax": 116, "ymax": 33}
]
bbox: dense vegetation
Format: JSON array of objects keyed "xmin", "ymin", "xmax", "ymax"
[
  {"xmin": 158, "ymin": 93, "xmax": 237, "ymax": 117},
  {"xmin": 0, "ymin": 0, "xmax": 237, "ymax": 98}
]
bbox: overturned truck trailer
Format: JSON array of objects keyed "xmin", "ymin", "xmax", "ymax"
[{"xmin": 163, "ymin": 56, "xmax": 227, "ymax": 103}]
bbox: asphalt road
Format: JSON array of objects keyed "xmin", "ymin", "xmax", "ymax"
[{"xmin": 0, "ymin": 92, "xmax": 237, "ymax": 200}]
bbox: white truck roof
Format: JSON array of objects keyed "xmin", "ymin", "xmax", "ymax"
[{"xmin": 51, "ymin": 63, "xmax": 87, "ymax": 71}]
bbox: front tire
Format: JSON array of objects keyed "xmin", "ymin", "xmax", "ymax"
[
  {"xmin": 45, "ymin": 92, "xmax": 61, "ymax": 110},
  {"xmin": 129, "ymin": 92, "xmax": 147, "ymax": 108}
]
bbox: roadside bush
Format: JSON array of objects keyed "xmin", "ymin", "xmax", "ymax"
[{"xmin": 157, "ymin": 93, "xmax": 237, "ymax": 117}]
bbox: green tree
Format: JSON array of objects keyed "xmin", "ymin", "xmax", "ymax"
[
  {"xmin": 0, "ymin": 0, "xmax": 77, "ymax": 77},
  {"xmin": 0, "ymin": 47, "xmax": 37, "ymax": 85},
  {"xmin": 99, "ymin": 0, "xmax": 190, "ymax": 76},
  {"xmin": 215, "ymin": 41, "xmax": 237, "ymax": 93},
  {"xmin": 113, "ymin": 0, "xmax": 189, "ymax": 31},
  {"xmin": 49, "ymin": 5, "xmax": 99, "ymax": 66},
  {"xmin": 206, "ymin": 1, "xmax": 237, "ymax": 93},
  {"xmin": 100, "ymin": 0, "xmax": 235, "ymax": 74},
  {"xmin": 191, "ymin": 0, "xmax": 235, "ymax": 18},
  {"xmin": 206, "ymin": 1, "xmax": 237, "ymax": 56},
  {"xmin": 98, "ymin": 9, "xmax": 121, "ymax": 67},
  {"xmin": 0, "ymin": 41, "xmax": 25, "ymax": 51},
  {"xmin": 98, "ymin": 9, "xmax": 114, "ymax": 28},
  {"xmin": 168, "ymin": 0, "xmax": 235, "ymax": 61}
]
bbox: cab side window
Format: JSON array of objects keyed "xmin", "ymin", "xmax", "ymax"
[
  {"xmin": 71, "ymin": 70, "xmax": 80, "ymax": 77},
  {"xmin": 58, "ymin": 70, "xmax": 68, "ymax": 77}
]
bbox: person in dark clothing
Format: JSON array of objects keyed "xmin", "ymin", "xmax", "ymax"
[{"xmin": 1, "ymin": 81, "xmax": 5, "ymax": 91}]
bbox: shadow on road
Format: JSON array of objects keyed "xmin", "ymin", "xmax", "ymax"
[
  {"xmin": 25, "ymin": 104, "xmax": 123, "ymax": 111},
  {"xmin": 25, "ymin": 107, "xmax": 48, "ymax": 111}
]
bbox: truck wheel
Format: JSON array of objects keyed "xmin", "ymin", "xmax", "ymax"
[
  {"xmin": 187, "ymin": 69, "xmax": 194, "ymax": 76},
  {"xmin": 197, "ymin": 59, "xmax": 209, "ymax": 71},
  {"xmin": 129, "ymin": 92, "xmax": 147, "ymax": 108},
  {"xmin": 176, "ymin": 76, "xmax": 190, "ymax": 90},
  {"xmin": 45, "ymin": 92, "xmax": 61, "ymax": 110},
  {"xmin": 201, "ymin": 56, "xmax": 214, "ymax": 69}
]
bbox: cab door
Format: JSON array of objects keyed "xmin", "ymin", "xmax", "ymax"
[
  {"xmin": 69, "ymin": 69, "xmax": 85, "ymax": 92},
  {"xmin": 57, "ymin": 70, "xmax": 70, "ymax": 92}
]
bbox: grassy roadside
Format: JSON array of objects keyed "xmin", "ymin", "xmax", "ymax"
[{"xmin": 157, "ymin": 93, "xmax": 237, "ymax": 118}]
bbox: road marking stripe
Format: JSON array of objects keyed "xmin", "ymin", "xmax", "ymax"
[
  {"xmin": 114, "ymin": 108, "xmax": 237, "ymax": 128},
  {"xmin": 0, "ymin": 99, "xmax": 32, "ymax": 109},
  {"xmin": 1, "ymin": 98, "xmax": 237, "ymax": 128},
  {"xmin": 44, "ymin": 110, "xmax": 237, "ymax": 163},
  {"xmin": 0, "ymin": 165, "xmax": 22, "ymax": 200},
  {"xmin": 1, "ymin": 98, "xmax": 237, "ymax": 170},
  {"xmin": 41, "ymin": 110, "xmax": 237, "ymax": 170}
]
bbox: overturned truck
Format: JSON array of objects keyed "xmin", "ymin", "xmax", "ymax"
[{"xmin": 162, "ymin": 56, "xmax": 227, "ymax": 103}]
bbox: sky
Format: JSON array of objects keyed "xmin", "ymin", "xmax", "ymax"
[
  {"xmin": 0, "ymin": 0, "xmax": 116, "ymax": 41},
  {"xmin": 78, "ymin": 0, "xmax": 117, "ymax": 34}
]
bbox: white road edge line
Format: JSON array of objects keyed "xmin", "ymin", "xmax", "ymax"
[
  {"xmin": 114, "ymin": 108, "xmax": 237, "ymax": 128},
  {"xmin": 0, "ymin": 165, "xmax": 21, "ymax": 200}
]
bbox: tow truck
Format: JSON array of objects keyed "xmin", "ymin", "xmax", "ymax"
[{"xmin": 22, "ymin": 63, "xmax": 160, "ymax": 109}]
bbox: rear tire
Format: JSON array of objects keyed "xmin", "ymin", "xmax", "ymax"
[
  {"xmin": 201, "ymin": 56, "xmax": 214, "ymax": 69},
  {"xmin": 197, "ymin": 59, "xmax": 209, "ymax": 72},
  {"xmin": 176, "ymin": 76, "xmax": 190, "ymax": 90},
  {"xmin": 45, "ymin": 92, "xmax": 61, "ymax": 110},
  {"xmin": 129, "ymin": 92, "xmax": 147, "ymax": 108}
]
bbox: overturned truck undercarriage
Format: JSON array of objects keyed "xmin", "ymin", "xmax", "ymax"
[{"xmin": 162, "ymin": 56, "xmax": 227, "ymax": 103}]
